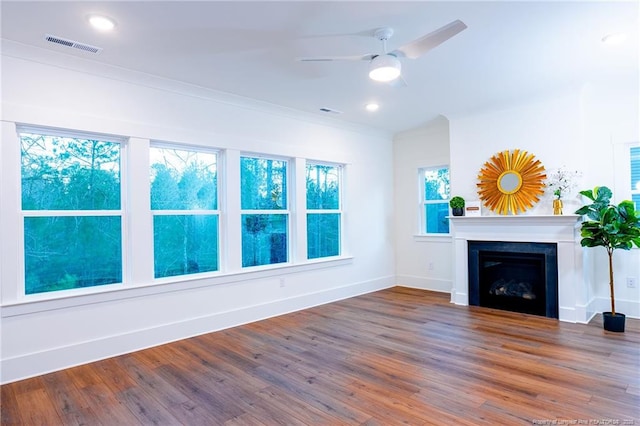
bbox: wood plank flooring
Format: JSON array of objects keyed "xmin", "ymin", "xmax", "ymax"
[{"xmin": 2, "ymin": 287, "xmax": 639, "ymax": 425}]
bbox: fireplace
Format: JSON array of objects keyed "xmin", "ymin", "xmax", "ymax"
[
  {"xmin": 468, "ymin": 241, "xmax": 558, "ymax": 318},
  {"xmin": 449, "ymin": 215, "xmax": 591, "ymax": 323}
]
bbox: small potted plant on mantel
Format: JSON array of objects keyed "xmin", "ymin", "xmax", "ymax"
[
  {"xmin": 575, "ymin": 186, "xmax": 640, "ymax": 332},
  {"xmin": 450, "ymin": 196, "xmax": 465, "ymax": 216}
]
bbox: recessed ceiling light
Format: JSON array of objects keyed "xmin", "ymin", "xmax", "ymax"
[
  {"xmin": 601, "ymin": 33, "xmax": 627, "ymax": 45},
  {"xmin": 88, "ymin": 15, "xmax": 116, "ymax": 31},
  {"xmin": 366, "ymin": 103, "xmax": 380, "ymax": 112}
]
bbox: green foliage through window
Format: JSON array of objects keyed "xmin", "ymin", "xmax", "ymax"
[
  {"xmin": 20, "ymin": 131, "xmax": 123, "ymax": 294},
  {"xmin": 241, "ymin": 157, "xmax": 287, "ymax": 210},
  {"xmin": 307, "ymin": 214, "xmax": 340, "ymax": 259},
  {"xmin": 25, "ymin": 216, "xmax": 122, "ymax": 294},
  {"xmin": 153, "ymin": 215, "xmax": 219, "ymax": 278},
  {"xmin": 422, "ymin": 167, "xmax": 450, "ymax": 234},
  {"xmin": 150, "ymin": 147, "xmax": 219, "ymax": 278},
  {"xmin": 21, "ymin": 133, "xmax": 120, "ymax": 210},
  {"xmin": 241, "ymin": 157, "xmax": 289, "ymax": 267},
  {"xmin": 17, "ymin": 130, "xmax": 348, "ymax": 296},
  {"xmin": 306, "ymin": 163, "xmax": 341, "ymax": 259},
  {"xmin": 241, "ymin": 214, "xmax": 288, "ymax": 267}
]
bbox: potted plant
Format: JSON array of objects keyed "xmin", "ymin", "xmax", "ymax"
[
  {"xmin": 575, "ymin": 186, "xmax": 640, "ymax": 332},
  {"xmin": 450, "ymin": 196, "xmax": 465, "ymax": 216}
]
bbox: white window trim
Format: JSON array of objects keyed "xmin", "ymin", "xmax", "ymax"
[
  {"xmin": 239, "ymin": 154, "xmax": 292, "ymax": 268},
  {"xmin": 305, "ymin": 161, "xmax": 344, "ymax": 260},
  {"xmin": 1, "ymin": 124, "xmax": 353, "ymax": 309},
  {"xmin": 418, "ymin": 165, "xmax": 451, "ymax": 235},
  {"xmin": 17, "ymin": 128, "xmax": 127, "ymax": 299},
  {"xmin": 149, "ymin": 144, "xmax": 221, "ymax": 279}
]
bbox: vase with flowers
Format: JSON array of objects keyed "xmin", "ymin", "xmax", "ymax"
[{"xmin": 546, "ymin": 166, "xmax": 581, "ymax": 215}]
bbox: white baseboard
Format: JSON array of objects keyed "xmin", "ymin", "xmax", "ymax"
[
  {"xmin": 588, "ymin": 296, "xmax": 640, "ymax": 319},
  {"xmin": 395, "ymin": 275, "xmax": 452, "ymax": 293},
  {"xmin": 1, "ymin": 277, "xmax": 394, "ymax": 384}
]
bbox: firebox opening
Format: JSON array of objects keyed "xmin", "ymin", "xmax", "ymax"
[{"xmin": 468, "ymin": 241, "xmax": 558, "ymax": 319}]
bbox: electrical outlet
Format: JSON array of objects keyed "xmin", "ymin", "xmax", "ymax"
[
  {"xmin": 428, "ymin": 262, "xmax": 434, "ymax": 271},
  {"xmin": 627, "ymin": 277, "xmax": 637, "ymax": 288},
  {"xmin": 279, "ymin": 277, "xmax": 285, "ymax": 288}
]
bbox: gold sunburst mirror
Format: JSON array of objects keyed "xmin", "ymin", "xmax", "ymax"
[{"xmin": 476, "ymin": 149, "xmax": 546, "ymax": 215}]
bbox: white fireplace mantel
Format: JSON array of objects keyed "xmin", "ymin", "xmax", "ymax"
[{"xmin": 449, "ymin": 214, "xmax": 593, "ymax": 323}]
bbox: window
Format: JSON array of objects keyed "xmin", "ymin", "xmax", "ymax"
[
  {"xmin": 421, "ymin": 166, "xmax": 450, "ymax": 234},
  {"xmin": 306, "ymin": 163, "xmax": 341, "ymax": 259},
  {"xmin": 150, "ymin": 146, "xmax": 219, "ymax": 278},
  {"xmin": 20, "ymin": 130, "xmax": 123, "ymax": 294},
  {"xmin": 631, "ymin": 146, "xmax": 639, "ymax": 210},
  {"xmin": 12, "ymin": 126, "xmax": 348, "ymax": 301},
  {"xmin": 240, "ymin": 156, "xmax": 288, "ymax": 267}
]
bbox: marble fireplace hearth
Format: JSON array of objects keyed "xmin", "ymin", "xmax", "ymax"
[{"xmin": 450, "ymin": 215, "xmax": 593, "ymax": 323}]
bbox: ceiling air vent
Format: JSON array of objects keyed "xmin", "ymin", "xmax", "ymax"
[
  {"xmin": 44, "ymin": 34, "xmax": 102, "ymax": 54},
  {"xmin": 319, "ymin": 107, "xmax": 343, "ymax": 115}
]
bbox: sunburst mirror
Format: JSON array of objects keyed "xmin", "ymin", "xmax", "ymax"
[{"xmin": 476, "ymin": 149, "xmax": 546, "ymax": 215}]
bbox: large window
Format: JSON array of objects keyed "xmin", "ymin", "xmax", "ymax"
[
  {"xmin": 631, "ymin": 146, "xmax": 639, "ymax": 210},
  {"xmin": 306, "ymin": 163, "xmax": 341, "ymax": 259},
  {"xmin": 421, "ymin": 166, "xmax": 450, "ymax": 234},
  {"xmin": 11, "ymin": 126, "xmax": 348, "ymax": 301},
  {"xmin": 150, "ymin": 146, "xmax": 219, "ymax": 278},
  {"xmin": 20, "ymin": 130, "xmax": 123, "ymax": 294},
  {"xmin": 240, "ymin": 156, "xmax": 288, "ymax": 267}
]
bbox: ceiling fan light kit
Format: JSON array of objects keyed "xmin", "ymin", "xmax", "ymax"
[
  {"xmin": 369, "ymin": 54, "xmax": 401, "ymax": 82},
  {"xmin": 298, "ymin": 20, "xmax": 467, "ymax": 85}
]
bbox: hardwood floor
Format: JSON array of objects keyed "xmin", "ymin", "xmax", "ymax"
[{"xmin": 2, "ymin": 287, "xmax": 639, "ymax": 425}]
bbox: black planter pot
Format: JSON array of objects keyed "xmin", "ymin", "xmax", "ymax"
[
  {"xmin": 603, "ymin": 312, "xmax": 625, "ymax": 332},
  {"xmin": 452, "ymin": 207, "xmax": 464, "ymax": 217}
]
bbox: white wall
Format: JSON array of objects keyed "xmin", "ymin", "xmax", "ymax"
[
  {"xmin": 581, "ymin": 76, "xmax": 640, "ymax": 317},
  {"xmin": 0, "ymin": 51, "xmax": 396, "ymax": 383},
  {"xmin": 448, "ymin": 79, "xmax": 639, "ymax": 319},
  {"xmin": 393, "ymin": 116, "xmax": 452, "ymax": 292},
  {"xmin": 449, "ymin": 89, "xmax": 586, "ymax": 214},
  {"xmin": 394, "ymin": 76, "xmax": 639, "ymax": 320}
]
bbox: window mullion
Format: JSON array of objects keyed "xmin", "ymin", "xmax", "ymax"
[
  {"xmin": 128, "ymin": 138, "xmax": 154, "ymax": 285},
  {"xmin": 225, "ymin": 149, "xmax": 242, "ymax": 270},
  {"xmin": 294, "ymin": 157, "xmax": 307, "ymax": 262}
]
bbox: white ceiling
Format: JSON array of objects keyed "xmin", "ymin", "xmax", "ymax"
[{"xmin": 1, "ymin": 1, "xmax": 638, "ymax": 134}]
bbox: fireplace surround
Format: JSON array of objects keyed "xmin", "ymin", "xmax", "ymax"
[
  {"xmin": 468, "ymin": 240, "xmax": 558, "ymax": 318},
  {"xmin": 450, "ymin": 215, "xmax": 591, "ymax": 323}
]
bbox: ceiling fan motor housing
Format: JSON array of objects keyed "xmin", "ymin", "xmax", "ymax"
[{"xmin": 374, "ymin": 27, "xmax": 394, "ymax": 41}]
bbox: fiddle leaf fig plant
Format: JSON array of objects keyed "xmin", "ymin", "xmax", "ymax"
[{"xmin": 575, "ymin": 186, "xmax": 640, "ymax": 316}]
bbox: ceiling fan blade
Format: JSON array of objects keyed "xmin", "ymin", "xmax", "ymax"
[
  {"xmin": 392, "ymin": 19, "xmax": 467, "ymax": 60},
  {"xmin": 296, "ymin": 54, "xmax": 375, "ymax": 62}
]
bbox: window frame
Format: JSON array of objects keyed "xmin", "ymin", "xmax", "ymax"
[
  {"xmin": 419, "ymin": 165, "xmax": 451, "ymax": 235},
  {"xmin": 305, "ymin": 161, "xmax": 343, "ymax": 260},
  {"xmin": 1, "ymin": 123, "xmax": 353, "ymax": 310},
  {"xmin": 149, "ymin": 142, "xmax": 221, "ymax": 280},
  {"xmin": 17, "ymin": 125, "xmax": 127, "ymax": 298},
  {"xmin": 239, "ymin": 153, "xmax": 291, "ymax": 268}
]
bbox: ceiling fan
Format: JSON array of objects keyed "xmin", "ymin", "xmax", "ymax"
[{"xmin": 297, "ymin": 20, "xmax": 467, "ymax": 83}]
